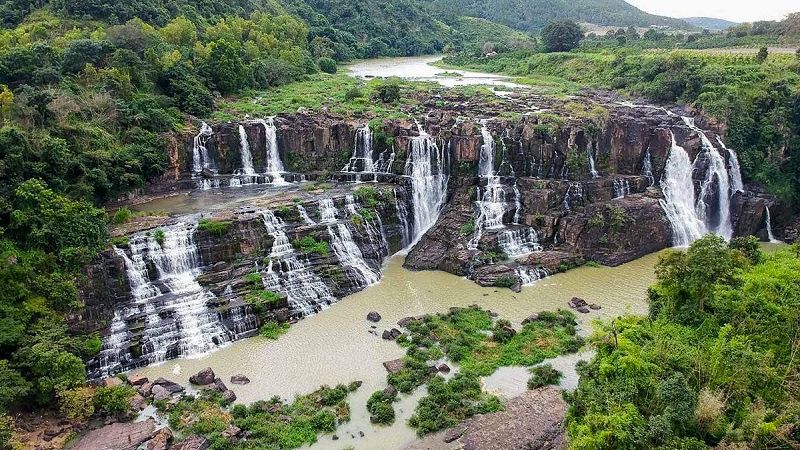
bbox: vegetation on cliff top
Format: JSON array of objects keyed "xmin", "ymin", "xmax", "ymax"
[{"xmin": 566, "ymin": 236, "xmax": 800, "ymax": 449}]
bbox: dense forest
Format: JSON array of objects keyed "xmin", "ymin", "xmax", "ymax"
[
  {"xmin": 423, "ymin": 0, "xmax": 695, "ymax": 31},
  {"xmin": 568, "ymin": 236, "xmax": 800, "ymax": 449}
]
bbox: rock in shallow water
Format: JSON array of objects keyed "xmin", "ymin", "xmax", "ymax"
[
  {"xmin": 366, "ymin": 311, "xmax": 382, "ymax": 322},
  {"xmin": 230, "ymin": 374, "xmax": 250, "ymax": 385},
  {"xmin": 189, "ymin": 367, "xmax": 215, "ymax": 386}
]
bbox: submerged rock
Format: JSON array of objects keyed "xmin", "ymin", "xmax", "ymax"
[
  {"xmin": 568, "ymin": 297, "xmax": 587, "ymax": 308},
  {"xmin": 589, "ymin": 303, "xmax": 601, "ymax": 310},
  {"xmin": 230, "ymin": 374, "xmax": 250, "ymax": 385},
  {"xmin": 577, "ymin": 306, "xmax": 590, "ymax": 314}
]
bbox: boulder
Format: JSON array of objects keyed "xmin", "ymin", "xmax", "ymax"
[
  {"xmin": 382, "ymin": 385, "xmax": 398, "ymax": 398},
  {"xmin": 152, "ymin": 378, "xmax": 184, "ymax": 394},
  {"xmin": 189, "ymin": 368, "xmax": 216, "ymax": 386},
  {"xmin": 438, "ymin": 364, "xmax": 451, "ymax": 373},
  {"xmin": 221, "ymin": 425, "xmax": 242, "ymax": 441},
  {"xmin": 366, "ymin": 311, "xmax": 382, "ymax": 322},
  {"xmin": 222, "ymin": 389, "xmax": 237, "ymax": 404},
  {"xmin": 230, "ymin": 374, "xmax": 250, "ymax": 385},
  {"xmin": 521, "ymin": 314, "xmax": 539, "ymax": 324},
  {"xmin": 383, "ymin": 358, "xmax": 405, "ymax": 374},
  {"xmin": 172, "ymin": 435, "xmax": 209, "ymax": 450},
  {"xmin": 443, "ymin": 427, "xmax": 466, "ymax": 443},
  {"xmin": 127, "ymin": 373, "xmax": 149, "ymax": 386},
  {"xmin": 568, "ymin": 297, "xmax": 587, "ymax": 308},
  {"xmin": 103, "ymin": 377, "xmax": 123, "ymax": 387},
  {"xmin": 577, "ymin": 306, "xmax": 590, "ymax": 314},
  {"xmin": 589, "ymin": 303, "xmax": 601, "ymax": 310},
  {"xmin": 146, "ymin": 428, "xmax": 173, "ymax": 450},
  {"xmin": 381, "ymin": 328, "xmax": 401, "ymax": 340},
  {"xmin": 72, "ymin": 419, "xmax": 156, "ymax": 450},
  {"xmin": 151, "ymin": 385, "xmax": 172, "ymax": 402},
  {"xmin": 213, "ymin": 378, "xmax": 228, "ymax": 392}
]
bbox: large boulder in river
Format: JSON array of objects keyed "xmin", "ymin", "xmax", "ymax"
[
  {"xmin": 230, "ymin": 374, "xmax": 250, "ymax": 385},
  {"xmin": 366, "ymin": 311, "xmax": 382, "ymax": 322},
  {"xmin": 189, "ymin": 368, "xmax": 216, "ymax": 386}
]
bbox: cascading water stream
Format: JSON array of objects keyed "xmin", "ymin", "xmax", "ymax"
[
  {"xmin": 328, "ymin": 223, "xmax": 381, "ymax": 288},
  {"xmin": 404, "ymin": 121, "xmax": 449, "ymax": 245},
  {"xmin": 257, "ymin": 118, "xmax": 287, "ymax": 185},
  {"xmin": 682, "ymin": 117, "xmax": 733, "ymax": 239},
  {"xmin": 587, "ymin": 142, "xmax": 599, "ymax": 178},
  {"xmin": 297, "ymin": 205, "xmax": 316, "ymax": 225},
  {"xmin": 765, "ymin": 206, "xmax": 781, "ymax": 243},
  {"xmin": 192, "ymin": 122, "xmax": 214, "ymax": 173},
  {"xmin": 230, "ymin": 125, "xmax": 256, "ymax": 187},
  {"xmin": 641, "ymin": 149, "xmax": 654, "ymax": 186},
  {"xmin": 319, "ymin": 198, "xmax": 339, "ymax": 223},
  {"xmin": 261, "ymin": 210, "xmax": 336, "ymax": 316},
  {"xmin": 659, "ymin": 133, "xmax": 706, "ymax": 246},
  {"xmin": 613, "ymin": 178, "xmax": 630, "ymax": 199},
  {"xmin": 97, "ymin": 223, "xmax": 259, "ymax": 376},
  {"xmin": 342, "ymin": 125, "xmax": 375, "ymax": 179},
  {"xmin": 716, "ymin": 137, "xmax": 744, "ymax": 193}
]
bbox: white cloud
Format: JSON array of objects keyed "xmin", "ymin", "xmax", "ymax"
[{"xmin": 625, "ymin": 0, "xmax": 798, "ymax": 22}]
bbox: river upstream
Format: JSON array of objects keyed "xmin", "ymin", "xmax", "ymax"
[{"xmin": 134, "ymin": 57, "xmax": 663, "ymax": 449}]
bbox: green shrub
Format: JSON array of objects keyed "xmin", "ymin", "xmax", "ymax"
[
  {"xmin": 93, "ymin": 385, "xmax": 136, "ymax": 416},
  {"xmin": 344, "ymin": 87, "xmax": 363, "ymax": 101},
  {"xmin": 197, "ymin": 218, "xmax": 231, "ymax": 237},
  {"xmin": 493, "ymin": 276, "xmax": 517, "ymax": 289},
  {"xmin": 311, "ymin": 409, "xmax": 337, "ymax": 432},
  {"xmin": 366, "ymin": 390, "xmax": 395, "ymax": 425},
  {"xmin": 153, "ymin": 229, "xmax": 165, "ymax": 247},
  {"xmin": 58, "ymin": 386, "xmax": 95, "ymax": 421},
  {"xmin": 459, "ymin": 220, "xmax": 475, "ymax": 236},
  {"xmin": 374, "ymin": 81, "xmax": 400, "ymax": 103},
  {"xmin": 260, "ymin": 321, "xmax": 289, "ymax": 339},
  {"xmin": 527, "ymin": 364, "xmax": 562, "ymax": 389},
  {"xmin": 317, "ymin": 57, "xmax": 337, "ymax": 74},
  {"xmin": 292, "ymin": 235, "xmax": 330, "ymax": 256},
  {"xmin": 112, "ymin": 207, "xmax": 134, "ymax": 224},
  {"xmin": 110, "ymin": 236, "xmax": 130, "ymax": 247},
  {"xmin": 319, "ymin": 385, "xmax": 349, "ymax": 406},
  {"xmin": 245, "ymin": 272, "xmax": 263, "ymax": 285}
]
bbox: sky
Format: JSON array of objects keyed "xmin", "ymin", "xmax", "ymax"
[{"xmin": 625, "ymin": 0, "xmax": 798, "ymax": 23}]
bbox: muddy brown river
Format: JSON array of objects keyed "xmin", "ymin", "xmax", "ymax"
[{"xmin": 137, "ymin": 252, "xmax": 661, "ymax": 449}]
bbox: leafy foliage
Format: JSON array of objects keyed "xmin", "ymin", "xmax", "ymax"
[
  {"xmin": 566, "ymin": 238, "xmax": 800, "ymax": 449},
  {"xmin": 541, "ymin": 20, "xmax": 584, "ymax": 52}
]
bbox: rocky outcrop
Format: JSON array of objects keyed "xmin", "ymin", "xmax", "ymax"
[
  {"xmin": 406, "ymin": 387, "xmax": 567, "ymax": 450},
  {"xmin": 72, "ymin": 420, "xmax": 157, "ymax": 450}
]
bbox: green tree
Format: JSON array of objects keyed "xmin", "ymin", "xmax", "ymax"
[
  {"xmin": 206, "ymin": 39, "xmax": 248, "ymax": 94},
  {"xmin": 541, "ymin": 21, "xmax": 583, "ymax": 53},
  {"xmin": 756, "ymin": 47, "xmax": 768, "ymax": 63},
  {"xmin": 317, "ymin": 57, "xmax": 337, "ymax": 74}
]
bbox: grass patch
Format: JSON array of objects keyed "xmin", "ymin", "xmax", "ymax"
[
  {"xmin": 159, "ymin": 383, "xmax": 356, "ymax": 449},
  {"xmin": 384, "ymin": 306, "xmax": 583, "ymax": 435},
  {"xmin": 527, "ymin": 364, "xmax": 563, "ymax": 389},
  {"xmin": 197, "ymin": 218, "xmax": 232, "ymax": 237},
  {"xmin": 260, "ymin": 321, "xmax": 290, "ymax": 339},
  {"xmin": 292, "ymin": 235, "xmax": 330, "ymax": 257}
]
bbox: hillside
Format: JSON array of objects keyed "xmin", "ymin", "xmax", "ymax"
[
  {"xmin": 422, "ymin": 0, "xmax": 696, "ymax": 31},
  {"xmin": 682, "ymin": 16, "xmax": 737, "ymax": 30}
]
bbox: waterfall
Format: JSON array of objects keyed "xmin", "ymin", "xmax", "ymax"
[
  {"xmin": 469, "ymin": 121, "xmax": 513, "ymax": 249},
  {"xmin": 613, "ymin": 178, "xmax": 630, "ymax": 199},
  {"xmin": 561, "ymin": 182, "xmax": 584, "ymax": 211},
  {"xmin": 99, "ymin": 223, "xmax": 258, "ymax": 376},
  {"xmin": 319, "ymin": 198, "xmax": 339, "ymax": 223},
  {"xmin": 641, "ymin": 149, "xmax": 654, "ymax": 186},
  {"xmin": 257, "ymin": 118, "xmax": 287, "ymax": 185},
  {"xmin": 230, "ymin": 125, "xmax": 256, "ymax": 187},
  {"xmin": 328, "ymin": 223, "xmax": 381, "ymax": 288},
  {"xmin": 192, "ymin": 122, "xmax": 214, "ymax": 173},
  {"xmin": 682, "ymin": 117, "xmax": 733, "ymax": 239},
  {"xmin": 588, "ymin": 143, "xmax": 599, "ymax": 178},
  {"xmin": 498, "ymin": 228, "xmax": 542, "ymax": 258},
  {"xmin": 343, "ymin": 125, "xmax": 375, "ymax": 175},
  {"xmin": 375, "ymin": 149, "xmax": 396, "ymax": 174},
  {"xmin": 238, "ymin": 125, "xmax": 256, "ymax": 176},
  {"xmin": 404, "ymin": 122, "xmax": 449, "ymax": 244},
  {"xmin": 716, "ymin": 137, "xmax": 744, "ymax": 193},
  {"xmin": 516, "ymin": 266, "xmax": 549, "ymax": 286},
  {"xmin": 297, "ymin": 205, "xmax": 316, "ymax": 225},
  {"xmin": 765, "ymin": 206, "xmax": 781, "ymax": 243},
  {"xmin": 659, "ymin": 133, "xmax": 705, "ymax": 246},
  {"xmin": 394, "ymin": 189, "xmax": 412, "ymax": 248},
  {"xmin": 261, "ymin": 210, "xmax": 336, "ymax": 316}
]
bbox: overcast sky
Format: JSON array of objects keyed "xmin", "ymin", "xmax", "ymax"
[{"xmin": 625, "ymin": 0, "xmax": 798, "ymax": 23}]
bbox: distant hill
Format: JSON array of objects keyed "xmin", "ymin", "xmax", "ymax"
[
  {"xmin": 682, "ymin": 17, "xmax": 737, "ymax": 31},
  {"xmin": 422, "ymin": 0, "xmax": 697, "ymax": 31}
]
